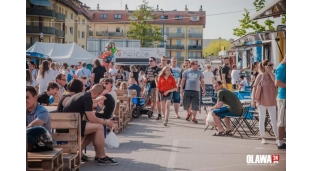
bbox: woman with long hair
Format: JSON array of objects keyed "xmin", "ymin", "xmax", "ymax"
[
  {"xmin": 156, "ymin": 66, "xmax": 177, "ymax": 126},
  {"xmin": 36, "ymin": 60, "xmax": 55, "ymax": 93},
  {"xmin": 129, "ymin": 65, "xmax": 139, "ymax": 83},
  {"xmin": 250, "ymin": 62, "xmax": 259, "ymax": 87},
  {"xmin": 26, "ymin": 69, "xmax": 38, "ymax": 88},
  {"xmin": 251, "ymin": 60, "xmax": 278, "ymax": 144}
]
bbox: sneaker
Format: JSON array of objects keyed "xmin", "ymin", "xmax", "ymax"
[
  {"xmin": 185, "ymin": 113, "xmax": 192, "ymax": 121},
  {"xmin": 95, "ymin": 156, "xmax": 113, "ymax": 161},
  {"xmin": 277, "ymin": 143, "xmax": 286, "ymax": 149},
  {"xmin": 98, "ymin": 156, "xmax": 119, "ymax": 166},
  {"xmin": 155, "ymin": 114, "xmax": 162, "ymax": 120},
  {"xmin": 81, "ymin": 154, "xmax": 89, "ymax": 162},
  {"xmin": 164, "ymin": 120, "xmax": 168, "ymax": 126},
  {"xmin": 192, "ymin": 118, "xmax": 198, "ymax": 123},
  {"xmin": 261, "ymin": 139, "xmax": 267, "ymax": 144}
]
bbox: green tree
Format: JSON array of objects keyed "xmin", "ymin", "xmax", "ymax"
[
  {"xmin": 281, "ymin": 14, "xmax": 286, "ymax": 24},
  {"xmin": 127, "ymin": 0, "xmax": 162, "ymax": 47},
  {"xmin": 233, "ymin": 0, "xmax": 276, "ymax": 37},
  {"xmin": 203, "ymin": 40, "xmax": 231, "ymax": 58},
  {"xmin": 254, "ymin": 0, "xmax": 275, "ymax": 30}
]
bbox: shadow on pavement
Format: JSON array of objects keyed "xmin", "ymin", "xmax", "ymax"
[{"xmin": 80, "ymin": 157, "xmax": 190, "ymax": 171}]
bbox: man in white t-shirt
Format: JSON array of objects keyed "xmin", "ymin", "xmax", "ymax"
[
  {"xmin": 170, "ymin": 57, "xmax": 182, "ymax": 118},
  {"xmin": 231, "ymin": 64, "xmax": 241, "ymax": 90},
  {"xmin": 239, "ymin": 75, "xmax": 249, "ymax": 91},
  {"xmin": 203, "ymin": 64, "xmax": 215, "ymax": 85},
  {"xmin": 108, "ymin": 62, "xmax": 118, "ymax": 83}
]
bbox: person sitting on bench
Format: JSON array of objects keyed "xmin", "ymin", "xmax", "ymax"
[{"xmin": 63, "ymin": 84, "xmax": 118, "ymax": 166}]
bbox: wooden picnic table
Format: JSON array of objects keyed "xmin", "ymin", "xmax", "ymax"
[{"xmin": 45, "ymin": 106, "xmax": 57, "ymax": 112}]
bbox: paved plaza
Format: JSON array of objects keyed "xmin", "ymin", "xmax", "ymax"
[{"xmin": 81, "ymin": 106, "xmax": 286, "ymax": 171}]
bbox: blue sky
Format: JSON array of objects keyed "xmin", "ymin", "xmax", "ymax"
[{"xmin": 81, "ymin": 0, "xmax": 283, "ymax": 40}]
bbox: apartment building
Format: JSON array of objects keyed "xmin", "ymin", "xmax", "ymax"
[
  {"xmin": 26, "ymin": 0, "xmax": 91, "ymax": 50},
  {"xmin": 87, "ymin": 4, "xmax": 206, "ymax": 63}
]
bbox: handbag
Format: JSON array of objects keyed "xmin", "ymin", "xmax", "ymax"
[
  {"xmin": 205, "ymin": 110, "xmax": 215, "ymax": 126},
  {"xmin": 105, "ymin": 125, "xmax": 120, "ymax": 148},
  {"xmin": 254, "ymin": 74, "xmax": 264, "ymax": 101}
]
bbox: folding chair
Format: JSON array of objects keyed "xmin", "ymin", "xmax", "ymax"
[{"xmin": 228, "ymin": 103, "xmax": 254, "ymax": 138}]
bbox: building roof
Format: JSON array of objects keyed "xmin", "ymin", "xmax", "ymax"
[
  {"xmin": 88, "ymin": 10, "xmax": 206, "ymax": 26},
  {"xmin": 58, "ymin": 0, "xmax": 92, "ymax": 20},
  {"xmin": 251, "ymin": 0, "xmax": 286, "ymax": 20}
]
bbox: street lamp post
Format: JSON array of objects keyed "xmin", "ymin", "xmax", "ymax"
[
  {"xmin": 161, "ymin": 9, "xmax": 164, "ymax": 47},
  {"xmin": 40, "ymin": 33, "xmax": 43, "ymax": 42}
]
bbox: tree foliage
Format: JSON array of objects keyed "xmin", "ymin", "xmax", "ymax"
[
  {"xmin": 127, "ymin": 0, "xmax": 162, "ymax": 47},
  {"xmin": 203, "ymin": 40, "xmax": 231, "ymax": 58},
  {"xmin": 233, "ymin": 0, "xmax": 276, "ymax": 37},
  {"xmin": 281, "ymin": 14, "xmax": 286, "ymax": 24}
]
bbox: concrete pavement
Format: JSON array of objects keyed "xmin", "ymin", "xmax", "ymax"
[{"xmin": 81, "ymin": 106, "xmax": 286, "ymax": 171}]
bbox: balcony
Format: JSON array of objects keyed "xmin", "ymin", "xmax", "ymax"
[
  {"xmin": 109, "ymin": 32, "xmax": 124, "ymax": 37},
  {"xmin": 26, "ymin": 26, "xmax": 55, "ymax": 35},
  {"xmin": 89, "ymin": 31, "xmax": 93, "ymax": 36},
  {"xmin": 55, "ymin": 30, "xmax": 65, "ymax": 37},
  {"xmin": 96, "ymin": 32, "xmax": 109, "ymax": 36},
  {"xmin": 188, "ymin": 33, "xmax": 203, "ymax": 38},
  {"xmin": 26, "ymin": 8, "xmax": 55, "ymax": 18},
  {"xmin": 55, "ymin": 13, "xmax": 65, "ymax": 21},
  {"xmin": 171, "ymin": 45, "xmax": 184, "ymax": 49},
  {"xmin": 157, "ymin": 44, "xmax": 170, "ymax": 49},
  {"xmin": 168, "ymin": 33, "xmax": 185, "ymax": 38},
  {"xmin": 188, "ymin": 45, "xmax": 202, "ymax": 50}
]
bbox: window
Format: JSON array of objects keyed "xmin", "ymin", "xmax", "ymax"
[
  {"xmin": 165, "ymin": 27, "xmax": 169, "ymax": 34},
  {"xmin": 161, "ymin": 15, "xmax": 168, "ymax": 19},
  {"xmin": 114, "ymin": 14, "xmax": 122, "ymax": 19},
  {"xmin": 30, "ymin": 19, "xmax": 35, "ymax": 26},
  {"xmin": 189, "ymin": 52, "xmax": 193, "ymax": 58},
  {"xmin": 65, "ymin": 26, "xmax": 67, "ymax": 34},
  {"xmin": 190, "ymin": 40, "xmax": 194, "ymax": 45},
  {"xmin": 129, "ymin": 16, "xmax": 137, "ymax": 20},
  {"xmin": 70, "ymin": 27, "xmax": 73, "ymax": 35},
  {"xmin": 65, "ymin": 10, "xmax": 67, "ymax": 19},
  {"xmin": 100, "ymin": 14, "xmax": 107, "ymax": 19},
  {"xmin": 82, "ymin": 19, "xmax": 85, "ymax": 25},
  {"xmin": 191, "ymin": 16, "xmax": 197, "ymax": 21},
  {"xmin": 116, "ymin": 27, "xmax": 120, "ymax": 32},
  {"xmin": 81, "ymin": 32, "xmax": 85, "ymax": 38},
  {"xmin": 30, "ymin": 37, "xmax": 34, "ymax": 44},
  {"xmin": 70, "ymin": 13, "xmax": 73, "ymax": 20},
  {"xmin": 177, "ymin": 28, "xmax": 182, "ymax": 33},
  {"xmin": 176, "ymin": 52, "xmax": 181, "ymax": 57},
  {"xmin": 77, "ymin": 17, "xmax": 80, "ymax": 23},
  {"xmin": 176, "ymin": 40, "xmax": 181, "ymax": 45},
  {"xmin": 165, "ymin": 51, "xmax": 169, "ymax": 57},
  {"xmin": 175, "ymin": 15, "xmax": 183, "ymax": 20},
  {"xmin": 78, "ymin": 31, "xmax": 80, "ymax": 38}
]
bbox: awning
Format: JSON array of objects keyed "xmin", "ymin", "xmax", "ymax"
[
  {"xmin": 26, "ymin": 52, "xmax": 49, "ymax": 59},
  {"xmin": 251, "ymin": 0, "xmax": 286, "ymax": 20},
  {"xmin": 116, "ymin": 58, "xmax": 150, "ymax": 66},
  {"xmin": 29, "ymin": 0, "xmax": 52, "ymax": 7}
]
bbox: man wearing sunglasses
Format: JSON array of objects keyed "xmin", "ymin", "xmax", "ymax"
[{"xmin": 144, "ymin": 57, "xmax": 162, "ymax": 119}]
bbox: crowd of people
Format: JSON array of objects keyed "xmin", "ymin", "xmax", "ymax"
[{"xmin": 26, "ymin": 55, "xmax": 286, "ymax": 167}]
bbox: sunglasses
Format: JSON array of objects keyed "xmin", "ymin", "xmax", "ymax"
[
  {"xmin": 148, "ymin": 60, "xmax": 154, "ymax": 62},
  {"xmin": 267, "ymin": 64, "xmax": 273, "ymax": 66}
]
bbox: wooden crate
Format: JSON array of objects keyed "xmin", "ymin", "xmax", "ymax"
[
  {"xmin": 115, "ymin": 90, "xmax": 128, "ymax": 96},
  {"xmin": 28, "ymin": 148, "xmax": 64, "ymax": 171},
  {"xmin": 50, "ymin": 113, "xmax": 81, "ymax": 171}
]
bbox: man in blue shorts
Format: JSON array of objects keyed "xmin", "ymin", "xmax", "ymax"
[{"xmin": 210, "ymin": 81, "xmax": 243, "ymax": 136}]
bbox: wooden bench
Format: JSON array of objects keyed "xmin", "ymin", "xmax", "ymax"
[
  {"xmin": 28, "ymin": 148, "xmax": 64, "ymax": 171},
  {"xmin": 50, "ymin": 113, "xmax": 81, "ymax": 171},
  {"xmin": 114, "ymin": 102, "xmax": 126, "ymax": 134}
]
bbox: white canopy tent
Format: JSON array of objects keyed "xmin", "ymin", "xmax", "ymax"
[{"xmin": 27, "ymin": 42, "xmax": 98, "ymax": 65}]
